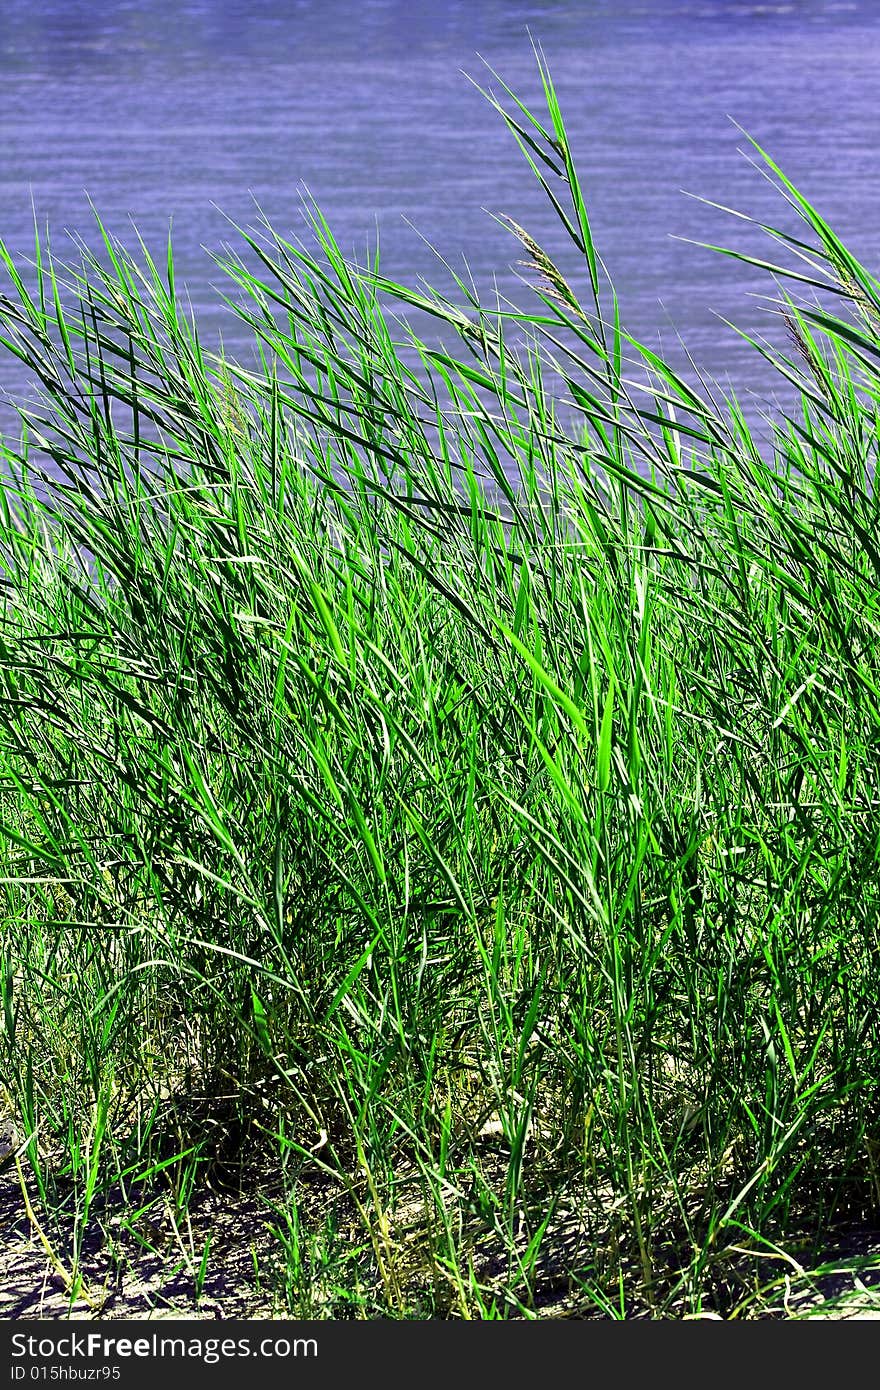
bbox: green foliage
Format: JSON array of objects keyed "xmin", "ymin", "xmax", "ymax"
[{"xmin": 1, "ymin": 48, "xmax": 880, "ymax": 1317}]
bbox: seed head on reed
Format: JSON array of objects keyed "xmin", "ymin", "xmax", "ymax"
[
  {"xmin": 499, "ymin": 212, "xmax": 586, "ymax": 320},
  {"xmin": 780, "ymin": 307, "xmax": 832, "ymax": 402}
]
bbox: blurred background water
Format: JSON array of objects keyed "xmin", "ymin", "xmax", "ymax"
[{"xmin": 2, "ymin": 0, "xmax": 880, "ymax": 453}]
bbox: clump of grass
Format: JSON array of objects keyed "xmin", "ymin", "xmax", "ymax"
[{"xmin": 1, "ymin": 48, "xmax": 880, "ymax": 1318}]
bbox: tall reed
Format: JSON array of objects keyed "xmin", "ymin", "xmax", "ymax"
[{"xmin": 1, "ymin": 49, "xmax": 879, "ymax": 1316}]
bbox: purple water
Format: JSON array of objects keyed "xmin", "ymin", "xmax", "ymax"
[{"xmin": 2, "ymin": 0, "xmax": 880, "ymax": 452}]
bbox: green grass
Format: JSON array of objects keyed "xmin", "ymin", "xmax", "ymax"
[{"xmin": 2, "ymin": 50, "xmax": 880, "ymax": 1318}]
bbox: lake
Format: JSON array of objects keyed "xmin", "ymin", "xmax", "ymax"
[{"xmin": 2, "ymin": 0, "xmax": 880, "ymax": 450}]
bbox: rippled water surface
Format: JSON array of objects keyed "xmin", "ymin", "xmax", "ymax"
[{"xmin": 2, "ymin": 0, "xmax": 880, "ymax": 437}]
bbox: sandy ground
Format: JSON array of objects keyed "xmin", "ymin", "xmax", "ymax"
[
  {"xmin": 0, "ymin": 1173, "xmax": 285, "ymax": 1320},
  {"xmin": 3, "ymin": 1112, "xmax": 880, "ymax": 1320}
]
